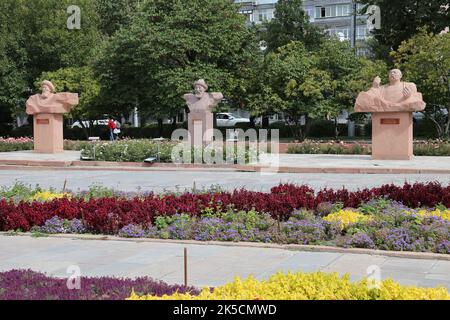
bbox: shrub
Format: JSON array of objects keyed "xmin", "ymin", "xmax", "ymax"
[
  {"xmin": 0, "ymin": 269, "xmax": 198, "ymax": 300},
  {"xmin": 35, "ymin": 216, "xmax": 86, "ymax": 234},
  {"xmin": 344, "ymin": 232, "xmax": 376, "ymax": 249},
  {"xmin": 287, "ymin": 140, "xmax": 450, "ymax": 156},
  {"xmin": 0, "ymin": 137, "xmax": 33, "ymax": 152},
  {"xmin": 128, "ymin": 271, "xmax": 450, "ymax": 300}
]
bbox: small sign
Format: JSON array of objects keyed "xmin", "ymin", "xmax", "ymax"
[
  {"xmin": 36, "ymin": 119, "xmax": 49, "ymax": 125},
  {"xmin": 380, "ymin": 118, "xmax": 400, "ymax": 125}
]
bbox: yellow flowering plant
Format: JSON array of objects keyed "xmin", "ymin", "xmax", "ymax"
[
  {"xmin": 31, "ymin": 191, "xmax": 72, "ymax": 202},
  {"xmin": 409, "ymin": 208, "xmax": 450, "ymax": 221},
  {"xmin": 128, "ymin": 271, "xmax": 449, "ymax": 300},
  {"xmin": 323, "ymin": 210, "xmax": 372, "ymax": 231}
]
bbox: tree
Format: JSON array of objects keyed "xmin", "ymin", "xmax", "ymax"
[
  {"xmin": 247, "ymin": 39, "xmax": 376, "ymax": 140},
  {"xmin": 263, "ymin": 0, "xmax": 324, "ymax": 52},
  {"xmin": 310, "ymin": 39, "xmax": 363, "ymax": 137},
  {"xmin": 359, "ymin": 0, "xmax": 449, "ymax": 61},
  {"xmin": 36, "ymin": 67, "xmax": 102, "ymax": 138},
  {"xmin": 340, "ymin": 58, "xmax": 389, "ymax": 124},
  {"xmin": 249, "ymin": 41, "xmax": 319, "ymax": 140},
  {"xmin": 0, "ymin": 0, "xmax": 101, "ymax": 122},
  {"xmin": 95, "ymin": 0, "xmax": 259, "ymax": 134},
  {"xmin": 392, "ymin": 29, "xmax": 450, "ymax": 139},
  {"xmin": 95, "ymin": 0, "xmax": 140, "ymax": 36}
]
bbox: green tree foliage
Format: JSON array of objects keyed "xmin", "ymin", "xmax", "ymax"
[
  {"xmin": 264, "ymin": 0, "xmax": 324, "ymax": 52},
  {"xmin": 247, "ymin": 38, "xmax": 388, "ymax": 140},
  {"xmin": 0, "ymin": 0, "xmax": 101, "ymax": 120},
  {"xmin": 95, "ymin": 0, "xmax": 140, "ymax": 36},
  {"xmin": 359, "ymin": 0, "xmax": 449, "ymax": 60},
  {"xmin": 392, "ymin": 29, "xmax": 450, "ymax": 138},
  {"xmin": 37, "ymin": 67, "xmax": 101, "ymax": 121},
  {"xmin": 95, "ymin": 0, "xmax": 259, "ymax": 127}
]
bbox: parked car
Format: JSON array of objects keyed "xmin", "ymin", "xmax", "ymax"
[
  {"xmin": 216, "ymin": 113, "xmax": 250, "ymax": 127},
  {"xmin": 70, "ymin": 119, "xmax": 109, "ymax": 129}
]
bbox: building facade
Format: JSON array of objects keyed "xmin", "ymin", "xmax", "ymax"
[{"xmin": 235, "ymin": 0, "xmax": 372, "ymax": 56}]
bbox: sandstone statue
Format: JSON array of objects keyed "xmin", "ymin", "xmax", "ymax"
[
  {"xmin": 26, "ymin": 80, "xmax": 79, "ymax": 153},
  {"xmin": 354, "ymin": 69, "xmax": 426, "ymax": 160},
  {"xmin": 26, "ymin": 80, "xmax": 79, "ymax": 115},
  {"xmin": 355, "ymin": 69, "xmax": 426, "ymax": 113},
  {"xmin": 183, "ymin": 79, "xmax": 223, "ymax": 145}
]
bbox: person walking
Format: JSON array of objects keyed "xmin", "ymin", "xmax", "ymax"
[
  {"xmin": 108, "ymin": 118, "xmax": 116, "ymax": 141},
  {"xmin": 113, "ymin": 119, "xmax": 121, "ymax": 140}
]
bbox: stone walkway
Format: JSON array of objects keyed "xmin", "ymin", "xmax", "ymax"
[
  {"xmin": 1, "ymin": 151, "xmax": 450, "ymax": 173},
  {"xmin": 0, "ymin": 169, "xmax": 449, "ymax": 192},
  {"xmin": 0, "ymin": 235, "xmax": 448, "ymax": 289}
]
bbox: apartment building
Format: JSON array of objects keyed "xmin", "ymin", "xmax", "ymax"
[{"xmin": 235, "ymin": 0, "xmax": 371, "ymax": 56}]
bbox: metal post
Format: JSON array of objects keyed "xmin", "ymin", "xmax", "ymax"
[
  {"xmin": 351, "ymin": 1, "xmax": 357, "ymax": 48},
  {"xmin": 348, "ymin": 1, "xmax": 358, "ymax": 138},
  {"xmin": 184, "ymin": 247, "xmax": 188, "ymax": 287}
]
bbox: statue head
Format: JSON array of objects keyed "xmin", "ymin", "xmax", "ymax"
[
  {"xmin": 388, "ymin": 69, "xmax": 403, "ymax": 84},
  {"xmin": 41, "ymin": 80, "xmax": 55, "ymax": 98},
  {"xmin": 194, "ymin": 79, "xmax": 208, "ymax": 98}
]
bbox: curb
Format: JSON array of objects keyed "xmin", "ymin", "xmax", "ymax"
[
  {"xmin": 1, "ymin": 160, "xmax": 450, "ymax": 174},
  {"xmin": 2, "ymin": 232, "xmax": 449, "ymax": 261}
]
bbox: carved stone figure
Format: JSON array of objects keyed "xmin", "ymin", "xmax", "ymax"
[
  {"xmin": 354, "ymin": 70, "xmax": 426, "ymax": 160},
  {"xmin": 355, "ymin": 69, "xmax": 426, "ymax": 113},
  {"xmin": 26, "ymin": 80, "xmax": 79, "ymax": 153},
  {"xmin": 183, "ymin": 79, "xmax": 223, "ymax": 145}
]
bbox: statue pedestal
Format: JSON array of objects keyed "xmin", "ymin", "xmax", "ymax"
[
  {"xmin": 33, "ymin": 113, "xmax": 64, "ymax": 153},
  {"xmin": 188, "ymin": 110, "xmax": 214, "ymax": 146},
  {"xmin": 372, "ymin": 112, "xmax": 413, "ymax": 160}
]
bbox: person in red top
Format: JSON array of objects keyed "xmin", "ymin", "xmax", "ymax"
[{"xmin": 108, "ymin": 118, "xmax": 116, "ymax": 141}]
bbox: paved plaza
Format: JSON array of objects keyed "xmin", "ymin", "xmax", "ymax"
[
  {"xmin": 1, "ymin": 151, "xmax": 450, "ymax": 172},
  {"xmin": 1, "ymin": 235, "xmax": 449, "ymax": 289},
  {"xmin": 0, "ymin": 169, "xmax": 449, "ymax": 192},
  {"xmin": 0, "ymin": 151, "xmax": 449, "ymax": 293}
]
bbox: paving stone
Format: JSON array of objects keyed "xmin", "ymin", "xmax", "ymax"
[{"xmin": 0, "ymin": 235, "xmax": 449, "ymax": 289}]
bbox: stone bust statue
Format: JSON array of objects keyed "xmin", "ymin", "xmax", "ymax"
[
  {"xmin": 355, "ymin": 69, "xmax": 426, "ymax": 113},
  {"xmin": 183, "ymin": 79, "xmax": 223, "ymax": 113},
  {"xmin": 26, "ymin": 80, "xmax": 79, "ymax": 115}
]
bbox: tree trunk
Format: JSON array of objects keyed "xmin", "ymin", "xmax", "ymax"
[
  {"xmin": 79, "ymin": 119, "xmax": 90, "ymax": 140},
  {"xmin": 262, "ymin": 116, "xmax": 270, "ymax": 128},
  {"xmin": 157, "ymin": 118, "xmax": 163, "ymax": 137},
  {"xmin": 287, "ymin": 119, "xmax": 304, "ymax": 142},
  {"xmin": 171, "ymin": 116, "xmax": 177, "ymax": 130},
  {"xmin": 425, "ymin": 112, "xmax": 443, "ymax": 139},
  {"xmin": 304, "ymin": 115, "xmax": 311, "ymax": 139},
  {"xmin": 334, "ymin": 117, "xmax": 339, "ymax": 139},
  {"xmin": 249, "ymin": 116, "xmax": 256, "ymax": 128},
  {"xmin": 445, "ymin": 107, "xmax": 450, "ymax": 140}
]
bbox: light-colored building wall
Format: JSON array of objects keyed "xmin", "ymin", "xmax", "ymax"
[{"xmin": 235, "ymin": 0, "xmax": 371, "ymax": 56}]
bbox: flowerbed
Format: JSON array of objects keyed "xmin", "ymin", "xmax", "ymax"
[
  {"xmin": 0, "ymin": 269, "xmax": 198, "ymax": 300},
  {"xmin": 0, "ymin": 138, "xmax": 91, "ymax": 152},
  {"xmin": 129, "ymin": 271, "xmax": 450, "ymax": 300},
  {"xmin": 287, "ymin": 140, "xmax": 450, "ymax": 156},
  {"xmin": 0, "ymin": 137, "xmax": 33, "ymax": 152},
  {"xmin": 80, "ymin": 139, "xmax": 260, "ymax": 163},
  {"xmin": 1, "ymin": 182, "xmax": 449, "ymax": 254}
]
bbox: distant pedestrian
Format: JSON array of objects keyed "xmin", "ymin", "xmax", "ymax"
[
  {"xmin": 108, "ymin": 118, "xmax": 116, "ymax": 141},
  {"xmin": 113, "ymin": 120, "xmax": 121, "ymax": 140}
]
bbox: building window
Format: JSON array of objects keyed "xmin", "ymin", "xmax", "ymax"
[
  {"xmin": 336, "ymin": 4, "xmax": 351, "ymax": 16},
  {"xmin": 258, "ymin": 9, "xmax": 274, "ymax": 22},
  {"xmin": 356, "ymin": 27, "xmax": 369, "ymax": 40},
  {"xmin": 316, "ymin": 6, "xmax": 334, "ymax": 18},
  {"xmin": 325, "ymin": 28, "xmax": 350, "ymax": 40},
  {"xmin": 239, "ymin": 9, "xmax": 254, "ymax": 23},
  {"xmin": 305, "ymin": 8, "xmax": 314, "ymax": 22}
]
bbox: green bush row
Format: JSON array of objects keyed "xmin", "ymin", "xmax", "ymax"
[
  {"xmin": 80, "ymin": 140, "xmax": 259, "ymax": 163},
  {"xmin": 287, "ymin": 141, "xmax": 450, "ymax": 156}
]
